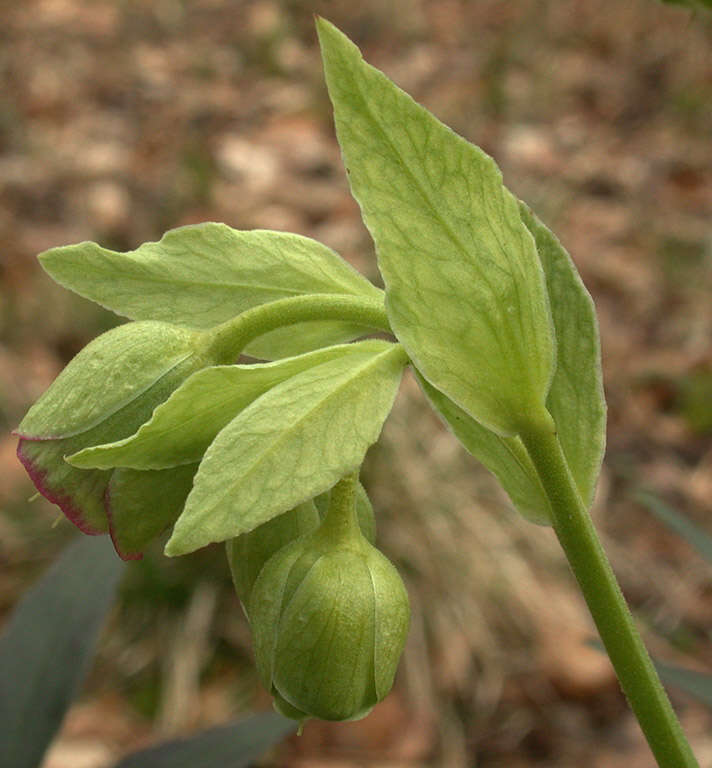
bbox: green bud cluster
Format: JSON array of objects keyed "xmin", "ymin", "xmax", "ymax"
[{"xmin": 234, "ymin": 475, "xmax": 409, "ymax": 723}]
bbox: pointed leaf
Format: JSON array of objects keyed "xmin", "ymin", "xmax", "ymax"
[
  {"xmin": 417, "ymin": 372, "xmax": 551, "ymax": 525},
  {"xmin": 519, "ymin": 203, "xmax": 605, "ymax": 508},
  {"xmin": 417, "ymin": 205, "xmax": 606, "ymax": 522},
  {"xmin": 69, "ymin": 344, "xmax": 366, "ymax": 471},
  {"xmin": 39, "ymin": 224, "xmax": 383, "ymax": 359},
  {"xmin": 0, "ymin": 536, "xmax": 124, "ymax": 768},
  {"xmin": 107, "ymin": 464, "xmax": 198, "ymax": 560},
  {"xmin": 166, "ymin": 341, "xmax": 407, "ymax": 555},
  {"xmin": 318, "ymin": 18, "xmax": 554, "ymax": 436},
  {"xmin": 112, "ymin": 713, "xmax": 294, "ymax": 768}
]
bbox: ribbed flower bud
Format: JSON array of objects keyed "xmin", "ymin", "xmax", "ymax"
[
  {"xmin": 228, "ymin": 482, "xmax": 378, "ymax": 612},
  {"xmin": 248, "ymin": 475, "xmax": 409, "ymax": 722},
  {"xmin": 226, "ymin": 500, "xmax": 321, "ymax": 609}
]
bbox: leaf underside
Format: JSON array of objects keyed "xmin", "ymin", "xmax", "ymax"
[
  {"xmin": 417, "ymin": 206, "xmax": 606, "ymax": 522},
  {"xmin": 107, "ymin": 464, "xmax": 199, "ymax": 560},
  {"xmin": 166, "ymin": 341, "xmax": 407, "ymax": 555},
  {"xmin": 318, "ymin": 18, "xmax": 555, "ymax": 436},
  {"xmin": 39, "ymin": 224, "xmax": 383, "ymax": 359},
  {"xmin": 317, "ymin": 18, "xmax": 605, "ymax": 520},
  {"xmin": 69, "ymin": 344, "xmax": 371, "ymax": 471}
]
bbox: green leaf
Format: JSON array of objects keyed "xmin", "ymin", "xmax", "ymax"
[
  {"xmin": 245, "ymin": 321, "xmax": 374, "ymax": 362},
  {"xmin": 519, "ymin": 203, "xmax": 606, "ymax": 509},
  {"xmin": 165, "ymin": 341, "xmax": 407, "ymax": 555},
  {"xmin": 107, "ymin": 465, "xmax": 199, "ymax": 560},
  {"xmin": 317, "ymin": 18, "xmax": 554, "ymax": 436},
  {"xmin": 314, "ymin": 480, "xmax": 376, "ymax": 543},
  {"xmin": 16, "ymin": 321, "xmax": 206, "ymax": 534},
  {"xmin": 39, "ymin": 224, "xmax": 383, "ymax": 359},
  {"xmin": 417, "ymin": 372, "xmax": 551, "ymax": 525},
  {"xmin": 0, "ymin": 536, "xmax": 124, "ymax": 768},
  {"xmin": 17, "ymin": 322, "xmax": 198, "ymax": 439},
  {"xmin": 111, "ymin": 713, "xmax": 294, "ymax": 768},
  {"xmin": 68, "ymin": 344, "xmax": 368, "ymax": 471},
  {"xmin": 417, "ymin": 205, "xmax": 605, "ymax": 522}
]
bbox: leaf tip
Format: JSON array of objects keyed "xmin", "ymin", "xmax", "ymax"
[
  {"xmin": 164, "ymin": 515, "xmax": 216, "ymax": 558},
  {"xmin": 36, "ymin": 241, "xmax": 83, "ymax": 276},
  {"xmin": 163, "ymin": 535, "xmax": 185, "ymax": 558},
  {"xmin": 64, "ymin": 447, "xmax": 94, "ymax": 469},
  {"xmin": 105, "ymin": 488, "xmax": 144, "ymax": 562},
  {"xmin": 36, "ymin": 246, "xmax": 57, "ymax": 271},
  {"xmin": 314, "ymin": 14, "xmax": 331, "ymax": 35},
  {"xmin": 315, "ymin": 16, "xmax": 358, "ymax": 64}
]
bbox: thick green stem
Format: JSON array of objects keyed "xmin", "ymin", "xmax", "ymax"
[
  {"xmin": 519, "ymin": 409, "xmax": 698, "ymax": 768},
  {"xmin": 320, "ymin": 472, "xmax": 360, "ymax": 543},
  {"xmin": 204, "ymin": 294, "xmax": 391, "ymax": 363}
]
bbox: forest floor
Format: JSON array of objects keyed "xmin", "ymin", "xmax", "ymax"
[{"xmin": 1, "ymin": 1, "xmax": 711, "ymax": 766}]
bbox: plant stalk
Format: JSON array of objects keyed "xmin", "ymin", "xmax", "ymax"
[
  {"xmin": 519, "ymin": 409, "xmax": 699, "ymax": 768},
  {"xmin": 320, "ymin": 472, "xmax": 360, "ymax": 543},
  {"xmin": 204, "ymin": 294, "xmax": 391, "ymax": 363}
]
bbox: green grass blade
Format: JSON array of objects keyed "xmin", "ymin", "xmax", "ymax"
[
  {"xmin": 0, "ymin": 536, "xmax": 124, "ymax": 768},
  {"xmin": 112, "ymin": 713, "xmax": 294, "ymax": 768}
]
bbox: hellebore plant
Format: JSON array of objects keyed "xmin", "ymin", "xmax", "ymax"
[{"xmin": 15, "ymin": 18, "xmax": 699, "ymax": 765}]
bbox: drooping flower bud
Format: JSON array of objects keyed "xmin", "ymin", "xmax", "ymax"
[
  {"xmin": 228, "ymin": 480, "xmax": 378, "ymax": 612},
  {"xmin": 226, "ymin": 500, "xmax": 321, "ymax": 609},
  {"xmin": 15, "ymin": 321, "xmax": 204, "ymax": 537},
  {"xmin": 248, "ymin": 475, "xmax": 409, "ymax": 722}
]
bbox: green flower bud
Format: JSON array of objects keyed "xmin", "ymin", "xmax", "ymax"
[
  {"xmin": 228, "ymin": 480, "xmax": 377, "ymax": 611},
  {"xmin": 248, "ymin": 476, "xmax": 409, "ymax": 722},
  {"xmin": 15, "ymin": 321, "xmax": 205, "ymax": 539},
  {"xmin": 226, "ymin": 500, "xmax": 321, "ymax": 609}
]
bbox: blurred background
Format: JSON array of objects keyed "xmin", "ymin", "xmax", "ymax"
[{"xmin": 1, "ymin": 1, "xmax": 711, "ymax": 766}]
